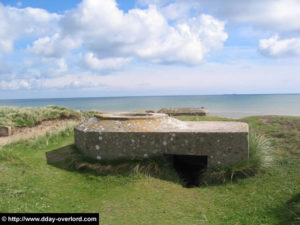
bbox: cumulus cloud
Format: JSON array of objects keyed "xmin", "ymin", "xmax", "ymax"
[
  {"xmin": 259, "ymin": 35, "xmax": 300, "ymax": 57},
  {"xmin": 189, "ymin": 0, "xmax": 300, "ymax": 58},
  {"xmin": 145, "ymin": 0, "xmax": 300, "ymax": 33},
  {"xmin": 160, "ymin": 2, "xmax": 193, "ymax": 20},
  {"xmin": 0, "ymin": 0, "xmax": 229, "ymax": 88},
  {"xmin": 0, "ymin": 79, "xmax": 31, "ymax": 90},
  {"xmin": 29, "ymin": 33, "xmax": 81, "ymax": 57},
  {"xmin": 42, "ymin": 58, "xmax": 69, "ymax": 75},
  {"xmin": 0, "ymin": 74, "xmax": 105, "ymax": 90},
  {"xmin": 0, "ymin": 3, "xmax": 59, "ymax": 53},
  {"xmin": 133, "ymin": 14, "xmax": 227, "ymax": 64},
  {"xmin": 80, "ymin": 53, "xmax": 131, "ymax": 71},
  {"xmin": 140, "ymin": 0, "xmax": 300, "ymax": 58},
  {"xmin": 27, "ymin": 57, "xmax": 70, "ymax": 78},
  {"xmin": 167, "ymin": 0, "xmax": 300, "ymax": 33},
  {"xmin": 31, "ymin": 0, "xmax": 227, "ymax": 65},
  {"xmin": 1, "ymin": 0, "xmax": 300, "ymax": 96}
]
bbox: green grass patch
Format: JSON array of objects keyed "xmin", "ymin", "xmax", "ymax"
[
  {"xmin": 0, "ymin": 106, "xmax": 83, "ymax": 127},
  {"xmin": 242, "ymin": 115, "xmax": 300, "ymax": 158},
  {"xmin": 80, "ymin": 110, "xmax": 101, "ymax": 118},
  {"xmin": 46, "ymin": 145, "xmax": 180, "ymax": 184}
]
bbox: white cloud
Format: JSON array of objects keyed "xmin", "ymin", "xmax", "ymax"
[
  {"xmin": 160, "ymin": 1, "xmax": 200, "ymax": 21},
  {"xmin": 57, "ymin": 58, "xmax": 68, "ymax": 73},
  {"xmin": 133, "ymin": 14, "xmax": 227, "ymax": 64},
  {"xmin": 0, "ymin": 39, "xmax": 13, "ymax": 53},
  {"xmin": 160, "ymin": 3, "xmax": 189, "ymax": 20},
  {"xmin": 32, "ymin": 0, "xmax": 227, "ymax": 65},
  {"xmin": 181, "ymin": 0, "xmax": 300, "ymax": 58},
  {"xmin": 143, "ymin": 0, "xmax": 300, "ymax": 33},
  {"xmin": 0, "ymin": 3, "xmax": 59, "ymax": 53},
  {"xmin": 0, "ymin": 79, "xmax": 31, "ymax": 90},
  {"xmin": 140, "ymin": 0, "xmax": 300, "ymax": 59},
  {"xmin": 29, "ymin": 33, "xmax": 81, "ymax": 57},
  {"xmin": 178, "ymin": 0, "xmax": 300, "ymax": 34},
  {"xmin": 80, "ymin": 53, "xmax": 131, "ymax": 71},
  {"xmin": 0, "ymin": 0, "xmax": 228, "ymax": 82},
  {"xmin": 259, "ymin": 35, "xmax": 300, "ymax": 57},
  {"xmin": 37, "ymin": 74, "xmax": 99, "ymax": 89},
  {"xmin": 1, "ymin": 63, "xmax": 300, "ymax": 94},
  {"xmin": 3, "ymin": 0, "xmax": 300, "ymax": 96},
  {"xmin": 43, "ymin": 58, "xmax": 68, "ymax": 75}
]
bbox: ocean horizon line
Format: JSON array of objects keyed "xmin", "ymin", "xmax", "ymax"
[
  {"xmin": 1, "ymin": 94, "xmax": 300, "ymax": 118},
  {"xmin": 1, "ymin": 92, "xmax": 300, "ymax": 101}
]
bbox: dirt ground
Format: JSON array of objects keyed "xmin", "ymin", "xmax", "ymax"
[{"xmin": 0, "ymin": 119, "xmax": 80, "ymax": 146}]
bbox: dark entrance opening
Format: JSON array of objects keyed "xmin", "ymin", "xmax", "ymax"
[{"xmin": 165, "ymin": 154, "xmax": 208, "ymax": 187}]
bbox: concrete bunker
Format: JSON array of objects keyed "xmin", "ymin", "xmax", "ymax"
[{"xmin": 75, "ymin": 112, "xmax": 249, "ymax": 173}]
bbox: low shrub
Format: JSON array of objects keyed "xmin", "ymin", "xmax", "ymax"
[
  {"xmin": 0, "ymin": 106, "xmax": 82, "ymax": 127},
  {"xmin": 200, "ymin": 132, "xmax": 273, "ymax": 185}
]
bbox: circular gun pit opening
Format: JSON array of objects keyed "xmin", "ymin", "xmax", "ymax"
[
  {"xmin": 120, "ymin": 113, "xmax": 152, "ymax": 117},
  {"xmin": 95, "ymin": 112, "xmax": 168, "ymax": 120},
  {"xmin": 165, "ymin": 154, "xmax": 208, "ymax": 188}
]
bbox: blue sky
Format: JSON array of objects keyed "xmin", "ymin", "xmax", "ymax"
[{"xmin": 0, "ymin": 0, "xmax": 300, "ymax": 99}]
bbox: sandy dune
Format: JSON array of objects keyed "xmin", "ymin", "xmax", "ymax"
[{"xmin": 0, "ymin": 119, "xmax": 80, "ymax": 146}]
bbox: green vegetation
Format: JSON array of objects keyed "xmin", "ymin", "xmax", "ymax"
[
  {"xmin": 0, "ymin": 106, "xmax": 82, "ymax": 127},
  {"xmin": 46, "ymin": 146, "xmax": 180, "ymax": 184},
  {"xmin": 200, "ymin": 132, "xmax": 272, "ymax": 185},
  {"xmin": 80, "ymin": 110, "xmax": 100, "ymax": 118},
  {"xmin": 242, "ymin": 115, "xmax": 300, "ymax": 158},
  {"xmin": 0, "ymin": 114, "xmax": 299, "ymax": 224}
]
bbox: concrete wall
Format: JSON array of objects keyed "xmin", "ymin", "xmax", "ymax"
[
  {"xmin": 75, "ymin": 128, "xmax": 248, "ymax": 168},
  {"xmin": 0, "ymin": 126, "xmax": 11, "ymax": 137}
]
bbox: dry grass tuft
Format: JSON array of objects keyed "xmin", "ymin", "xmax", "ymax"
[{"xmin": 200, "ymin": 131, "xmax": 273, "ymax": 185}]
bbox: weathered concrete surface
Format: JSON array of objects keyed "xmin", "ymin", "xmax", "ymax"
[
  {"xmin": 158, "ymin": 107, "xmax": 208, "ymax": 116},
  {"xmin": 74, "ymin": 113, "xmax": 249, "ymax": 168},
  {"xmin": 0, "ymin": 126, "xmax": 11, "ymax": 137},
  {"xmin": 135, "ymin": 110, "xmax": 155, "ymax": 113}
]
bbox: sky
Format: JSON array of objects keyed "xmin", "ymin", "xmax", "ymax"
[{"xmin": 0, "ymin": 0, "xmax": 300, "ymax": 99}]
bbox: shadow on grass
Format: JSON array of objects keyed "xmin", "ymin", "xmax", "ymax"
[
  {"xmin": 46, "ymin": 144, "xmax": 265, "ymax": 188},
  {"xmin": 46, "ymin": 145, "xmax": 182, "ymax": 184},
  {"xmin": 270, "ymin": 193, "xmax": 300, "ymax": 225}
]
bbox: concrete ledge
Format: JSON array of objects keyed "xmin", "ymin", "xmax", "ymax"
[{"xmin": 0, "ymin": 126, "xmax": 12, "ymax": 137}]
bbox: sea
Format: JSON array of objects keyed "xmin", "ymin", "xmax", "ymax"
[{"xmin": 0, "ymin": 94, "xmax": 300, "ymax": 119}]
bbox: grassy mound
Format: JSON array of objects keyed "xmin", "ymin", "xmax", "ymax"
[{"xmin": 0, "ymin": 106, "xmax": 82, "ymax": 127}]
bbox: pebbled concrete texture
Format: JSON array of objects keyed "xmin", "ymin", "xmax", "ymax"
[{"xmin": 74, "ymin": 113, "xmax": 249, "ymax": 168}]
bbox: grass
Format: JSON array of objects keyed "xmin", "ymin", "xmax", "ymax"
[
  {"xmin": 242, "ymin": 115, "xmax": 300, "ymax": 158},
  {"xmin": 46, "ymin": 146, "xmax": 180, "ymax": 184},
  {"xmin": 0, "ymin": 114, "xmax": 299, "ymax": 224},
  {"xmin": 0, "ymin": 105, "xmax": 82, "ymax": 127},
  {"xmin": 200, "ymin": 131, "xmax": 272, "ymax": 185}
]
